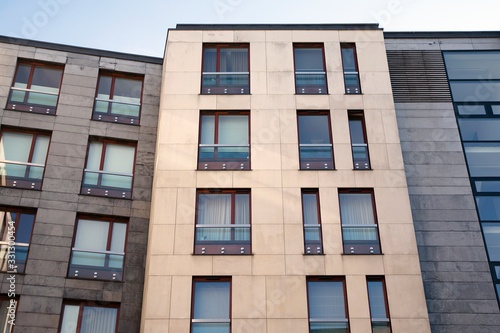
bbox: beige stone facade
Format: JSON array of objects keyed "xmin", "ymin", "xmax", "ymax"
[{"xmin": 141, "ymin": 25, "xmax": 431, "ymax": 333}]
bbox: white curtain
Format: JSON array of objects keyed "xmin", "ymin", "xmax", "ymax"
[
  {"xmin": 102, "ymin": 144, "xmax": 135, "ymax": 189},
  {"xmin": 235, "ymin": 194, "xmax": 250, "ymax": 241},
  {"xmin": 60, "ymin": 305, "xmax": 79, "ymax": 333},
  {"xmin": 308, "ymin": 281, "xmax": 346, "ymax": 320},
  {"xmin": 193, "ymin": 281, "xmax": 230, "ymax": 319},
  {"xmin": 73, "ymin": 219, "xmax": 109, "ymax": 267},
  {"xmin": 220, "ymin": 49, "xmax": 248, "ymax": 72},
  {"xmin": 339, "ymin": 193, "xmax": 377, "ymax": 241},
  {"xmin": 198, "ymin": 194, "xmax": 231, "ymax": 241},
  {"xmin": 80, "ymin": 306, "xmax": 117, "ymax": 333},
  {"xmin": 303, "ymin": 193, "xmax": 320, "ymax": 242}
]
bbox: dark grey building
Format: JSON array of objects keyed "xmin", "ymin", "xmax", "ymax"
[
  {"xmin": 0, "ymin": 36, "xmax": 161, "ymax": 332},
  {"xmin": 385, "ymin": 32, "xmax": 500, "ymax": 332}
]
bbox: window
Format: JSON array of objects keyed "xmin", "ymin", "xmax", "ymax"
[
  {"xmin": 302, "ymin": 189, "xmax": 323, "ymax": 254},
  {"xmin": 201, "ymin": 44, "xmax": 249, "ymax": 94},
  {"xmin": 68, "ymin": 216, "xmax": 127, "ymax": 281},
  {"xmin": 195, "ymin": 189, "xmax": 251, "ymax": 255},
  {"xmin": 0, "ymin": 296, "xmax": 17, "ymax": 333},
  {"xmin": 293, "ymin": 44, "xmax": 328, "ymax": 94},
  {"xmin": 0, "ymin": 208, "xmax": 35, "ymax": 274},
  {"xmin": 59, "ymin": 301, "xmax": 119, "ymax": 333},
  {"xmin": 7, "ymin": 60, "xmax": 63, "ymax": 114},
  {"xmin": 0, "ymin": 128, "xmax": 50, "ymax": 190},
  {"xmin": 348, "ymin": 111, "xmax": 370, "ymax": 169},
  {"xmin": 307, "ymin": 277, "xmax": 349, "ymax": 333},
  {"xmin": 198, "ymin": 111, "xmax": 250, "ymax": 170},
  {"xmin": 339, "ymin": 189, "xmax": 381, "ymax": 254},
  {"xmin": 341, "ymin": 44, "xmax": 361, "ymax": 94},
  {"xmin": 93, "ymin": 71, "xmax": 143, "ymax": 125},
  {"xmin": 191, "ymin": 277, "xmax": 231, "ymax": 333},
  {"xmin": 367, "ymin": 278, "xmax": 392, "ymax": 333},
  {"xmin": 81, "ymin": 139, "xmax": 136, "ymax": 199},
  {"xmin": 297, "ymin": 111, "xmax": 334, "ymax": 170}
]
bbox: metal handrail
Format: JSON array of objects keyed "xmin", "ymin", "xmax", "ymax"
[
  {"xmin": 95, "ymin": 98, "xmax": 141, "ymax": 106},
  {"xmin": 192, "ymin": 319, "xmax": 231, "ymax": 323},
  {"xmin": 84, "ymin": 169, "xmax": 133, "ymax": 177},
  {"xmin": 299, "ymin": 144, "xmax": 333, "ymax": 147},
  {"xmin": 202, "ymin": 72, "xmax": 249, "ymax": 75},
  {"xmin": 71, "ymin": 247, "xmax": 125, "ymax": 256},
  {"xmin": 196, "ymin": 224, "xmax": 251, "ymax": 228},
  {"xmin": 342, "ymin": 224, "xmax": 378, "ymax": 228},
  {"xmin": 0, "ymin": 241, "xmax": 29, "ymax": 247},
  {"xmin": 309, "ymin": 318, "xmax": 349, "ymax": 323},
  {"xmin": 0, "ymin": 160, "xmax": 45, "ymax": 167},
  {"xmin": 199, "ymin": 144, "xmax": 249, "ymax": 147},
  {"xmin": 10, "ymin": 87, "xmax": 59, "ymax": 95},
  {"xmin": 295, "ymin": 71, "xmax": 326, "ymax": 74}
]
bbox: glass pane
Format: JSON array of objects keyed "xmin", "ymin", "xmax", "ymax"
[
  {"xmin": 73, "ymin": 219, "xmax": 109, "ymax": 266},
  {"xmin": 200, "ymin": 115, "xmax": 215, "ymax": 145},
  {"xmin": 60, "ymin": 305, "xmax": 79, "ymax": 333},
  {"xmin": 203, "ymin": 48, "xmax": 217, "ymax": 72},
  {"xmin": 235, "ymin": 194, "xmax": 250, "ymax": 241},
  {"xmin": 475, "ymin": 181, "xmax": 500, "ymax": 192},
  {"xmin": 352, "ymin": 146, "xmax": 369, "ymax": 160},
  {"xmin": 197, "ymin": 194, "xmax": 231, "ymax": 241},
  {"xmin": 294, "ymin": 48, "xmax": 324, "ymax": 72},
  {"xmin": 342, "ymin": 226, "xmax": 379, "ymax": 241},
  {"xmin": 26, "ymin": 91, "xmax": 58, "ymax": 107},
  {"xmin": 218, "ymin": 115, "xmax": 248, "ymax": 145},
  {"xmin": 303, "ymin": 193, "xmax": 319, "ymax": 225},
  {"xmin": 298, "ymin": 115, "xmax": 331, "ymax": 144},
  {"xmin": 483, "ymin": 223, "xmax": 500, "ymax": 261},
  {"xmin": 495, "ymin": 266, "xmax": 500, "ymax": 279},
  {"xmin": 110, "ymin": 223, "xmax": 127, "ymax": 253},
  {"xmin": 84, "ymin": 143, "xmax": 103, "ymax": 186},
  {"xmin": 28, "ymin": 135, "xmax": 49, "ymax": 179},
  {"xmin": 367, "ymin": 280, "xmax": 388, "ymax": 319},
  {"xmin": 456, "ymin": 104, "xmax": 486, "ymax": 115},
  {"xmin": 492, "ymin": 105, "xmax": 500, "ymax": 115},
  {"xmin": 0, "ymin": 299, "xmax": 15, "ymax": 333},
  {"xmin": 220, "ymin": 48, "xmax": 248, "ymax": 72},
  {"xmin": 310, "ymin": 322, "xmax": 349, "ymax": 333},
  {"xmin": 13, "ymin": 64, "xmax": 31, "ymax": 86},
  {"xmin": 1, "ymin": 132, "xmax": 32, "ymax": 178},
  {"xmin": 16, "ymin": 213, "xmax": 35, "ymax": 244},
  {"xmin": 341, "ymin": 47, "xmax": 356, "ymax": 72},
  {"xmin": 305, "ymin": 226, "xmax": 321, "ymax": 241},
  {"xmin": 102, "ymin": 144, "xmax": 135, "ymax": 189},
  {"xmin": 308, "ymin": 281, "xmax": 346, "ymax": 320},
  {"xmin": 464, "ymin": 143, "xmax": 500, "ymax": 177},
  {"xmin": 476, "ymin": 197, "xmax": 500, "ymax": 221},
  {"xmin": 496, "ymin": 284, "xmax": 500, "ymax": 303},
  {"xmin": 444, "ymin": 51, "xmax": 500, "ymax": 80},
  {"xmin": 80, "ymin": 306, "xmax": 117, "ymax": 333},
  {"xmin": 193, "ymin": 281, "xmax": 230, "ymax": 319},
  {"xmin": 31, "ymin": 66, "xmax": 62, "ymax": 91},
  {"xmin": 192, "ymin": 322, "xmax": 230, "ymax": 333},
  {"xmin": 372, "ymin": 322, "xmax": 392, "ymax": 333},
  {"xmin": 300, "ymin": 146, "xmax": 333, "ymax": 160},
  {"xmin": 97, "ymin": 75, "xmax": 112, "ymax": 99},
  {"xmin": 94, "ymin": 100, "xmax": 109, "ymax": 114},
  {"xmin": 450, "ymin": 81, "xmax": 500, "ymax": 102},
  {"xmin": 295, "ymin": 73, "xmax": 327, "ymax": 88},
  {"xmin": 339, "ymin": 193, "xmax": 375, "ymax": 225},
  {"xmin": 349, "ymin": 118, "xmax": 365, "ymax": 144},
  {"xmin": 110, "ymin": 77, "xmax": 142, "ymax": 117},
  {"xmin": 458, "ymin": 119, "xmax": 500, "ymax": 141}
]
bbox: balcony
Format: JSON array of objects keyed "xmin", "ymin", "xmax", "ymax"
[
  {"xmin": 299, "ymin": 144, "xmax": 334, "ymax": 170},
  {"xmin": 93, "ymin": 98, "xmax": 141, "ymax": 125},
  {"xmin": 342, "ymin": 224, "xmax": 380, "ymax": 254},
  {"xmin": 195, "ymin": 224, "xmax": 251, "ymax": 255},
  {"xmin": 201, "ymin": 72, "xmax": 249, "ymax": 94},
  {"xmin": 198, "ymin": 144, "xmax": 250, "ymax": 170},
  {"xmin": 68, "ymin": 248, "xmax": 124, "ymax": 281},
  {"xmin": 81, "ymin": 169, "xmax": 133, "ymax": 199},
  {"xmin": 7, "ymin": 87, "xmax": 59, "ymax": 114},
  {"xmin": 0, "ymin": 160, "xmax": 45, "ymax": 190}
]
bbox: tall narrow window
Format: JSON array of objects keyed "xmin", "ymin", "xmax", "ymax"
[
  {"xmin": 348, "ymin": 111, "xmax": 370, "ymax": 169},
  {"xmin": 0, "ymin": 128, "xmax": 50, "ymax": 190},
  {"xmin": 302, "ymin": 189, "xmax": 323, "ymax": 254},
  {"xmin": 307, "ymin": 277, "xmax": 349, "ymax": 333},
  {"xmin": 339, "ymin": 189, "xmax": 381, "ymax": 254},
  {"xmin": 191, "ymin": 278, "xmax": 231, "ymax": 333},
  {"xmin": 201, "ymin": 44, "xmax": 249, "ymax": 94},
  {"xmin": 0, "ymin": 208, "xmax": 35, "ymax": 274},
  {"xmin": 59, "ymin": 301, "xmax": 119, "ymax": 333},
  {"xmin": 341, "ymin": 44, "xmax": 361, "ymax": 94},
  {"xmin": 81, "ymin": 139, "xmax": 136, "ymax": 199},
  {"xmin": 7, "ymin": 60, "xmax": 63, "ymax": 114},
  {"xmin": 68, "ymin": 216, "xmax": 127, "ymax": 281},
  {"xmin": 0, "ymin": 296, "xmax": 17, "ymax": 333},
  {"xmin": 93, "ymin": 71, "xmax": 143, "ymax": 125},
  {"xmin": 367, "ymin": 277, "xmax": 392, "ymax": 333},
  {"xmin": 294, "ymin": 44, "xmax": 328, "ymax": 94},
  {"xmin": 297, "ymin": 111, "xmax": 334, "ymax": 170},
  {"xmin": 198, "ymin": 111, "xmax": 250, "ymax": 170},
  {"xmin": 195, "ymin": 189, "xmax": 251, "ymax": 255}
]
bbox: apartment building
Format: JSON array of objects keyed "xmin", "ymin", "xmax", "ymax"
[
  {"xmin": 0, "ymin": 36, "xmax": 162, "ymax": 332},
  {"xmin": 385, "ymin": 32, "xmax": 500, "ymax": 333},
  {"xmin": 141, "ymin": 24, "xmax": 431, "ymax": 333}
]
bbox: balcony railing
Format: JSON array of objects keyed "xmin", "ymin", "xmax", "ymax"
[
  {"xmin": 68, "ymin": 248, "xmax": 124, "ymax": 281},
  {"xmin": 192, "ymin": 321, "xmax": 230, "ymax": 333},
  {"xmin": 0, "ymin": 243, "xmax": 29, "ymax": 273},
  {"xmin": 295, "ymin": 72, "xmax": 327, "ymax": 94},
  {"xmin": 201, "ymin": 72, "xmax": 249, "ymax": 94},
  {"xmin": 372, "ymin": 319, "xmax": 392, "ymax": 333},
  {"xmin": 344, "ymin": 72, "xmax": 361, "ymax": 94},
  {"xmin": 7, "ymin": 87, "xmax": 59, "ymax": 114},
  {"xmin": 342, "ymin": 224, "xmax": 380, "ymax": 254},
  {"xmin": 198, "ymin": 144, "xmax": 250, "ymax": 170},
  {"xmin": 352, "ymin": 144, "xmax": 370, "ymax": 169},
  {"xmin": 304, "ymin": 225, "xmax": 322, "ymax": 254},
  {"xmin": 299, "ymin": 144, "xmax": 334, "ymax": 170},
  {"xmin": 195, "ymin": 224, "xmax": 251, "ymax": 254},
  {"xmin": 93, "ymin": 98, "xmax": 141, "ymax": 125},
  {"xmin": 0, "ymin": 160, "xmax": 45, "ymax": 190},
  {"xmin": 81, "ymin": 169, "xmax": 133, "ymax": 199},
  {"xmin": 309, "ymin": 319, "xmax": 349, "ymax": 333}
]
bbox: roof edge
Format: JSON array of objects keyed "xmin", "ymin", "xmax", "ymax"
[
  {"xmin": 174, "ymin": 23, "xmax": 381, "ymax": 31},
  {"xmin": 0, "ymin": 35, "xmax": 163, "ymax": 64},
  {"xmin": 384, "ymin": 31, "xmax": 500, "ymax": 39}
]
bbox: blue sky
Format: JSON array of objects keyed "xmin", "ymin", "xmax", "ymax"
[{"xmin": 0, "ymin": 0, "xmax": 499, "ymax": 57}]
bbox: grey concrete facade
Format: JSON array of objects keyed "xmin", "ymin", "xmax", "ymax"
[
  {"xmin": 0, "ymin": 36, "xmax": 162, "ymax": 332},
  {"xmin": 386, "ymin": 34, "xmax": 500, "ymax": 333}
]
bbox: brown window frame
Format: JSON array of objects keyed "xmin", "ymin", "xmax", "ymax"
[
  {"xmin": 293, "ymin": 43, "xmax": 328, "ymax": 94},
  {"xmin": 367, "ymin": 277, "xmax": 392, "ymax": 333},
  {"xmin": 302, "ymin": 189, "xmax": 323, "ymax": 254},
  {"xmin": 297, "ymin": 111, "xmax": 334, "ymax": 170},
  {"xmin": 306, "ymin": 276, "xmax": 350, "ymax": 333},
  {"xmin": 348, "ymin": 110, "xmax": 371, "ymax": 170},
  {"xmin": 6, "ymin": 59, "xmax": 64, "ymax": 115},
  {"xmin": 190, "ymin": 277, "xmax": 232, "ymax": 333},
  {"xmin": 339, "ymin": 189, "xmax": 381, "ymax": 255},
  {"xmin": 201, "ymin": 43, "xmax": 250, "ymax": 94},
  {"xmin": 194, "ymin": 189, "xmax": 251, "ymax": 255},
  {"xmin": 59, "ymin": 300, "xmax": 119, "ymax": 333},
  {"xmin": 80, "ymin": 138, "xmax": 137, "ymax": 199},
  {"xmin": 341, "ymin": 43, "xmax": 362, "ymax": 94},
  {"xmin": 92, "ymin": 70, "xmax": 144, "ymax": 125},
  {"xmin": 198, "ymin": 111, "xmax": 250, "ymax": 170},
  {"xmin": 67, "ymin": 214, "xmax": 128, "ymax": 281},
  {"xmin": 0, "ymin": 127, "xmax": 51, "ymax": 190},
  {"xmin": 0, "ymin": 206, "xmax": 36, "ymax": 274}
]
